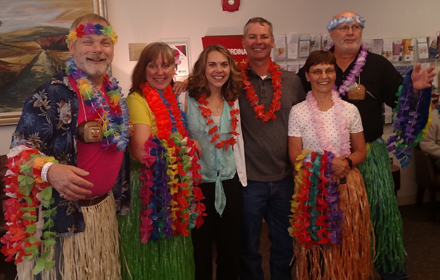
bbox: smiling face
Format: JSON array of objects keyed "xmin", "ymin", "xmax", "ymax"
[
  {"xmin": 242, "ymin": 22, "xmax": 274, "ymax": 62},
  {"xmin": 68, "ymin": 22, "xmax": 114, "ymax": 80},
  {"xmin": 306, "ymin": 63, "xmax": 336, "ymax": 95},
  {"xmin": 205, "ymin": 51, "xmax": 231, "ymax": 92},
  {"xmin": 329, "ymin": 12, "xmax": 363, "ymax": 53},
  {"xmin": 146, "ymin": 54, "xmax": 174, "ymax": 91}
]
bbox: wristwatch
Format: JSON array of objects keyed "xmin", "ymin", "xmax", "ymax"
[{"xmin": 345, "ymin": 157, "xmax": 353, "ymax": 169}]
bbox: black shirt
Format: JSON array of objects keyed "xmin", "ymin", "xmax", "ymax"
[{"xmin": 297, "ymin": 50, "xmax": 403, "ymax": 142}]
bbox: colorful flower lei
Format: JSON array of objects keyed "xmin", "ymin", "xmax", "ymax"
[
  {"xmin": 1, "ymin": 146, "xmax": 58, "ymax": 274},
  {"xmin": 66, "ymin": 22, "xmax": 118, "ymax": 45},
  {"xmin": 196, "ymin": 94, "xmax": 239, "ymax": 150},
  {"xmin": 289, "ymin": 150, "xmax": 343, "ymax": 247},
  {"xmin": 306, "ymin": 90, "xmax": 351, "ymax": 157},
  {"xmin": 327, "ymin": 14, "xmax": 366, "ymax": 31},
  {"xmin": 138, "ymin": 83, "xmax": 206, "ymax": 243},
  {"xmin": 386, "ymin": 70, "xmax": 432, "ymax": 167},
  {"xmin": 65, "ymin": 57, "xmax": 129, "ymax": 151},
  {"xmin": 328, "ymin": 42, "xmax": 368, "ymax": 96},
  {"xmin": 240, "ymin": 60, "xmax": 282, "ymax": 122}
]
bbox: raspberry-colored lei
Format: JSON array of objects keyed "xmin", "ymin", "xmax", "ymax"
[
  {"xmin": 137, "ymin": 83, "xmax": 206, "ymax": 242},
  {"xmin": 240, "ymin": 60, "xmax": 282, "ymax": 122},
  {"xmin": 196, "ymin": 94, "xmax": 239, "ymax": 150}
]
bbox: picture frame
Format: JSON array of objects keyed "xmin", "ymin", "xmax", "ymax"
[
  {"xmin": 161, "ymin": 38, "xmax": 191, "ymax": 78},
  {"xmin": 0, "ymin": 0, "xmax": 107, "ymax": 126}
]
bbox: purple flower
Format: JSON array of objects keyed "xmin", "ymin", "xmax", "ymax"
[{"xmin": 84, "ymin": 22, "xmax": 95, "ymax": 35}]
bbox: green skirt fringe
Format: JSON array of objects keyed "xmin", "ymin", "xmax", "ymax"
[
  {"xmin": 118, "ymin": 160, "xmax": 195, "ymax": 280},
  {"xmin": 358, "ymin": 139, "xmax": 406, "ymax": 273}
]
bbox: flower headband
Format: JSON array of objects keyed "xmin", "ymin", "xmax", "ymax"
[
  {"xmin": 66, "ymin": 22, "xmax": 118, "ymax": 45},
  {"xmin": 327, "ymin": 14, "xmax": 365, "ymax": 32}
]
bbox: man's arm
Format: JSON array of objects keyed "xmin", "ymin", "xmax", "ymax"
[{"xmin": 10, "ymin": 83, "xmax": 93, "ymax": 201}]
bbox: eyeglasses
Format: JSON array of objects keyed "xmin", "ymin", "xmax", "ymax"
[
  {"xmin": 336, "ymin": 24, "xmax": 362, "ymax": 33},
  {"xmin": 310, "ymin": 69, "xmax": 335, "ymax": 76}
]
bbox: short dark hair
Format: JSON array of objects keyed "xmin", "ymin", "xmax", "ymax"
[
  {"xmin": 303, "ymin": 50, "xmax": 336, "ymax": 73},
  {"xmin": 243, "ymin": 17, "xmax": 273, "ymax": 38}
]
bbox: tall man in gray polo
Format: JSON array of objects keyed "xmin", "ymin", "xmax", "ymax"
[{"xmin": 239, "ymin": 17, "xmax": 305, "ymax": 280}]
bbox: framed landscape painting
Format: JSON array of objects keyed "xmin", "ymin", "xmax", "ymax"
[{"xmin": 0, "ymin": 0, "xmax": 107, "ymax": 125}]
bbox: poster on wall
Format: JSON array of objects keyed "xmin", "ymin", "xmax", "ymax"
[
  {"xmin": 162, "ymin": 39, "xmax": 191, "ymax": 78},
  {"xmin": 0, "ymin": 0, "xmax": 105, "ymax": 126},
  {"xmin": 202, "ymin": 35, "xmax": 246, "ymax": 66}
]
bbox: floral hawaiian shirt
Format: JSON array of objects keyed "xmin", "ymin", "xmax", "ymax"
[{"xmin": 10, "ymin": 70, "xmax": 130, "ymax": 237}]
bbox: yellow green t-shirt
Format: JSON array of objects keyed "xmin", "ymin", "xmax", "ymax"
[{"xmin": 126, "ymin": 92, "xmax": 158, "ymax": 137}]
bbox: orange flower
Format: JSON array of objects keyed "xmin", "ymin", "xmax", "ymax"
[{"xmin": 241, "ymin": 60, "xmax": 283, "ymax": 122}]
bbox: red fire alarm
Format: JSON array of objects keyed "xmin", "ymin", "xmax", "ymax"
[{"xmin": 222, "ymin": 0, "xmax": 240, "ymax": 12}]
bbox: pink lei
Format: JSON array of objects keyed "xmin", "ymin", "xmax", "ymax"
[{"xmin": 305, "ymin": 90, "xmax": 351, "ymax": 157}]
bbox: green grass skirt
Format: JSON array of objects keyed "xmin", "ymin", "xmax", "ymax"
[
  {"xmin": 118, "ymin": 160, "xmax": 195, "ymax": 280},
  {"xmin": 358, "ymin": 139, "xmax": 406, "ymax": 273}
]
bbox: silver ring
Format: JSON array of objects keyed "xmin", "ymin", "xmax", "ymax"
[{"xmin": 60, "ymin": 193, "xmax": 65, "ymax": 199}]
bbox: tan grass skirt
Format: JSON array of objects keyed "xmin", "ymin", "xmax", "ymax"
[
  {"xmin": 293, "ymin": 168, "xmax": 374, "ymax": 280},
  {"xmin": 17, "ymin": 193, "xmax": 121, "ymax": 280}
]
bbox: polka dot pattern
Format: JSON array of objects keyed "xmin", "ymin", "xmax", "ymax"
[{"xmin": 288, "ymin": 100, "xmax": 363, "ymax": 155}]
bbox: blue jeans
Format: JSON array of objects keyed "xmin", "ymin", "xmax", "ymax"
[{"xmin": 240, "ymin": 175, "xmax": 294, "ymax": 280}]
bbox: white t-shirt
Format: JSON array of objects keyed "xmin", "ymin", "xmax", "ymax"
[{"xmin": 288, "ymin": 99, "xmax": 363, "ymax": 156}]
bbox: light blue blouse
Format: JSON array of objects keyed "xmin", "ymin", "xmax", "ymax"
[{"xmin": 186, "ymin": 95, "xmax": 237, "ymax": 215}]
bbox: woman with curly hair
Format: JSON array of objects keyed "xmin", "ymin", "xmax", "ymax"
[{"xmin": 183, "ymin": 44, "xmax": 247, "ymax": 280}]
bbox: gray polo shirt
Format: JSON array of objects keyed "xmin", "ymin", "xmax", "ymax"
[{"xmin": 239, "ymin": 67, "xmax": 305, "ymax": 182}]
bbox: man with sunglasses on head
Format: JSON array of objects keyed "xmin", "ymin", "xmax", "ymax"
[{"xmin": 298, "ymin": 10, "xmax": 435, "ymax": 280}]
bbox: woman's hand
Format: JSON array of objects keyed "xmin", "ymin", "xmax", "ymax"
[
  {"xmin": 330, "ymin": 174, "xmax": 341, "ymax": 184},
  {"xmin": 331, "ymin": 157, "xmax": 350, "ymax": 178},
  {"xmin": 173, "ymin": 81, "xmax": 187, "ymax": 95},
  {"xmin": 193, "ymin": 139, "xmax": 202, "ymax": 158}
]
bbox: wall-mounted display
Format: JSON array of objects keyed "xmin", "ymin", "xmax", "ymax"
[{"xmin": 161, "ymin": 38, "xmax": 191, "ymax": 78}]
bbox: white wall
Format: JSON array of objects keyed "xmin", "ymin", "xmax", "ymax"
[
  {"xmin": 107, "ymin": 0, "xmax": 440, "ymax": 96},
  {"xmin": 1, "ymin": 0, "xmax": 438, "ymax": 204}
]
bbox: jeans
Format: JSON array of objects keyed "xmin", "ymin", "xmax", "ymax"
[{"xmin": 240, "ymin": 175, "xmax": 294, "ymax": 280}]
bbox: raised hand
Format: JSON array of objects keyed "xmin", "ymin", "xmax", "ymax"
[{"xmin": 411, "ymin": 63, "xmax": 436, "ymax": 90}]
